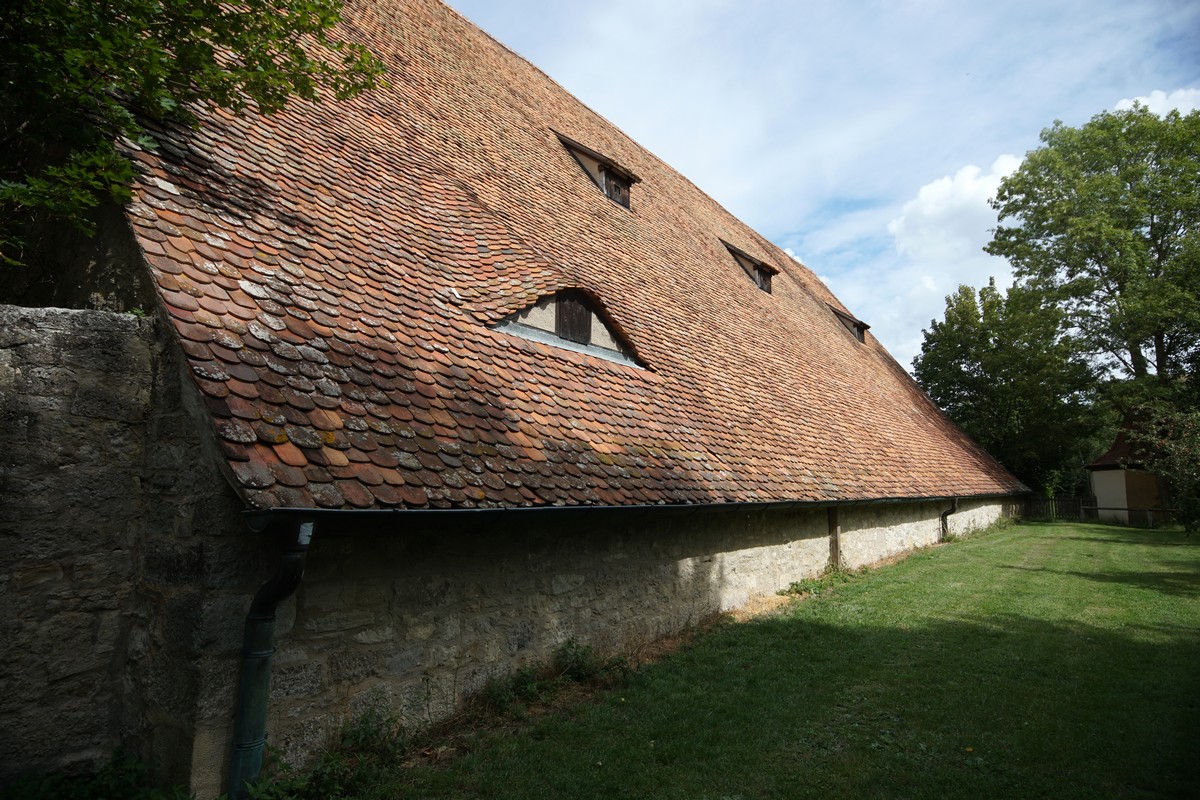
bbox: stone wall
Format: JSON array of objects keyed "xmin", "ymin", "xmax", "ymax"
[
  {"xmin": 0, "ymin": 201, "xmax": 154, "ymax": 312},
  {"xmin": 1, "ymin": 306, "xmax": 156, "ymax": 775},
  {"xmin": 0, "ymin": 303, "xmax": 1021, "ymax": 798},
  {"xmin": 838, "ymin": 502, "xmax": 942, "ymax": 569},
  {"xmin": 220, "ymin": 496, "xmax": 1016, "ymax": 792},
  {"xmin": 949, "ymin": 497, "xmax": 1021, "ymax": 536},
  {"xmin": 0, "ymin": 305, "xmax": 252, "ymax": 786},
  {"xmin": 247, "ymin": 507, "xmax": 833, "ymax": 769}
]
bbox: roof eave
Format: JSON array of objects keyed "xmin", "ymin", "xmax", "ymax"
[{"xmin": 243, "ymin": 491, "xmax": 1029, "ymax": 535}]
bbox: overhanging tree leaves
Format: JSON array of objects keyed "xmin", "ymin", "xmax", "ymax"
[
  {"xmin": 1, "ymin": 0, "xmax": 385, "ymax": 264},
  {"xmin": 987, "ymin": 105, "xmax": 1200, "ymax": 383},
  {"xmin": 913, "ymin": 279, "xmax": 1104, "ymax": 494},
  {"xmin": 1127, "ymin": 405, "xmax": 1200, "ymax": 534}
]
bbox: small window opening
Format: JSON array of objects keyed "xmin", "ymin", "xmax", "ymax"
[
  {"xmin": 601, "ymin": 166, "xmax": 631, "ymax": 208},
  {"xmin": 830, "ymin": 305, "xmax": 869, "ymax": 343},
  {"xmin": 495, "ymin": 289, "xmax": 643, "ymax": 367},
  {"xmin": 722, "ymin": 241, "xmax": 778, "ymax": 294},
  {"xmin": 751, "ymin": 265, "xmax": 772, "ymax": 293},
  {"xmin": 554, "ymin": 130, "xmax": 640, "ymax": 210}
]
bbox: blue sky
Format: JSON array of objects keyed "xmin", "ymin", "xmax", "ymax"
[{"xmin": 445, "ymin": 0, "xmax": 1199, "ymax": 368}]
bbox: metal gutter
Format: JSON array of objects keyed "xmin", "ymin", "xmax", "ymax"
[{"xmin": 243, "ymin": 492, "xmax": 1022, "ymax": 535}]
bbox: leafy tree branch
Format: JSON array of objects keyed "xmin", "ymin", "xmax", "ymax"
[
  {"xmin": 0, "ymin": 0, "xmax": 385, "ymax": 264},
  {"xmin": 913, "ymin": 279, "xmax": 1106, "ymax": 495},
  {"xmin": 918, "ymin": 105, "xmax": 1198, "ymax": 506},
  {"xmin": 986, "ymin": 105, "xmax": 1200, "ymax": 383}
]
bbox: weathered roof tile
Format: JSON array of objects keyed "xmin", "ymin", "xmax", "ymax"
[{"xmin": 125, "ymin": 0, "xmax": 1024, "ymax": 511}]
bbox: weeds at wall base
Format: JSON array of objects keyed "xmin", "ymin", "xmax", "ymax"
[
  {"xmin": 473, "ymin": 639, "xmax": 630, "ymax": 719},
  {"xmin": 243, "ymin": 705, "xmax": 409, "ymax": 800},
  {"xmin": 244, "ymin": 640, "xmax": 629, "ymax": 798},
  {"xmin": 0, "ymin": 753, "xmax": 189, "ymax": 800},
  {"xmin": 779, "ymin": 563, "xmax": 864, "ymax": 599},
  {"xmin": 943, "ymin": 514, "xmax": 1015, "ymax": 543}
]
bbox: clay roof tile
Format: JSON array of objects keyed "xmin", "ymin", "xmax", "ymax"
[{"xmin": 126, "ymin": 0, "xmax": 1023, "ymax": 511}]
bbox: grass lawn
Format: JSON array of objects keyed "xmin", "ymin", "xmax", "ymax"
[{"xmin": 280, "ymin": 521, "xmax": 1200, "ymax": 799}]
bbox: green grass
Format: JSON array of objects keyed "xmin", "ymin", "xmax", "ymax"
[{"xmin": 269, "ymin": 521, "xmax": 1200, "ymax": 799}]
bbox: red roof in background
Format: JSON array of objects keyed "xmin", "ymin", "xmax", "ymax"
[
  {"xmin": 124, "ymin": 0, "xmax": 1025, "ymax": 510},
  {"xmin": 1087, "ymin": 425, "xmax": 1150, "ymax": 471}
]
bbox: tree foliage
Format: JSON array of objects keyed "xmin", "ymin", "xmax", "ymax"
[
  {"xmin": 913, "ymin": 279, "xmax": 1104, "ymax": 494},
  {"xmin": 1127, "ymin": 405, "xmax": 1200, "ymax": 535},
  {"xmin": 919, "ymin": 105, "xmax": 1199, "ymax": 512},
  {"xmin": 987, "ymin": 105, "xmax": 1200, "ymax": 383},
  {"xmin": 0, "ymin": 0, "xmax": 385, "ymax": 263}
]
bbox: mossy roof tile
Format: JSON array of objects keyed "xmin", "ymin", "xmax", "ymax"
[{"xmin": 124, "ymin": 0, "xmax": 1024, "ymax": 511}]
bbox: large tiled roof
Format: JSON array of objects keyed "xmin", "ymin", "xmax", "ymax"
[{"xmin": 124, "ymin": 0, "xmax": 1024, "ymax": 510}]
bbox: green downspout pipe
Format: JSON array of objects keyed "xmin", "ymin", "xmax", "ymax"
[
  {"xmin": 227, "ymin": 519, "xmax": 314, "ymax": 800},
  {"xmin": 940, "ymin": 497, "xmax": 959, "ymax": 541}
]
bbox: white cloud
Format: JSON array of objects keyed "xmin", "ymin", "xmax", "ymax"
[
  {"xmin": 822, "ymin": 156, "xmax": 1022, "ymax": 368},
  {"xmin": 887, "ymin": 155, "xmax": 1020, "ymax": 276},
  {"xmin": 1115, "ymin": 88, "xmax": 1200, "ymax": 115}
]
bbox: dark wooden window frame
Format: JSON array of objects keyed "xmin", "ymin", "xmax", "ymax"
[
  {"xmin": 493, "ymin": 289, "xmax": 647, "ymax": 369},
  {"xmin": 553, "ymin": 130, "xmax": 640, "ymax": 210},
  {"xmin": 829, "ymin": 305, "xmax": 869, "ymax": 343},
  {"xmin": 600, "ymin": 166, "xmax": 631, "ymax": 208},
  {"xmin": 722, "ymin": 241, "xmax": 778, "ymax": 294},
  {"xmin": 555, "ymin": 290, "xmax": 593, "ymax": 345}
]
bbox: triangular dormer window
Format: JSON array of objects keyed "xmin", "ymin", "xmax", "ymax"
[
  {"xmin": 554, "ymin": 131, "xmax": 639, "ymax": 210},
  {"xmin": 722, "ymin": 241, "xmax": 778, "ymax": 293},
  {"xmin": 829, "ymin": 305, "xmax": 870, "ymax": 343},
  {"xmin": 495, "ymin": 289, "xmax": 642, "ymax": 367}
]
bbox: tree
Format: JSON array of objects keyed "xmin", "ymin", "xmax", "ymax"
[
  {"xmin": 913, "ymin": 279, "xmax": 1106, "ymax": 494},
  {"xmin": 1127, "ymin": 405, "xmax": 1200, "ymax": 535},
  {"xmin": 987, "ymin": 105, "xmax": 1200, "ymax": 385},
  {"xmin": 1, "ymin": 0, "xmax": 385, "ymax": 264}
]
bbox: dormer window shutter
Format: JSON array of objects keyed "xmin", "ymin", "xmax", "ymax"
[
  {"xmin": 556, "ymin": 290, "xmax": 592, "ymax": 345},
  {"xmin": 601, "ymin": 166, "xmax": 631, "ymax": 208},
  {"xmin": 751, "ymin": 266, "xmax": 772, "ymax": 293},
  {"xmin": 494, "ymin": 289, "xmax": 643, "ymax": 367},
  {"xmin": 554, "ymin": 130, "xmax": 640, "ymax": 211},
  {"xmin": 829, "ymin": 305, "xmax": 870, "ymax": 343},
  {"xmin": 721, "ymin": 241, "xmax": 778, "ymax": 294}
]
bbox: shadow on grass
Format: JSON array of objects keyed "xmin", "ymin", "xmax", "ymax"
[
  {"xmin": 1055, "ymin": 536, "xmax": 1194, "ymax": 548},
  {"xmin": 399, "ymin": 610, "xmax": 1200, "ymax": 800},
  {"xmin": 1024, "ymin": 520, "xmax": 1199, "ymax": 548},
  {"xmin": 999, "ymin": 564, "xmax": 1200, "ymax": 597}
]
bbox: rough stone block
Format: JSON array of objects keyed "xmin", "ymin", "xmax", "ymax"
[
  {"xmin": 71, "ymin": 385, "xmax": 148, "ymax": 423},
  {"xmin": 329, "ymin": 651, "xmax": 382, "ymax": 684},
  {"xmin": 13, "ymin": 561, "xmax": 65, "ymax": 589},
  {"xmin": 352, "ymin": 625, "xmax": 395, "ymax": 644},
  {"xmin": 194, "ymin": 594, "xmax": 253, "ymax": 652},
  {"xmin": 143, "ymin": 541, "xmax": 211, "ymax": 585},
  {"xmin": 269, "ymin": 661, "xmax": 324, "ymax": 701},
  {"xmin": 383, "ymin": 646, "xmax": 425, "ymax": 676}
]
